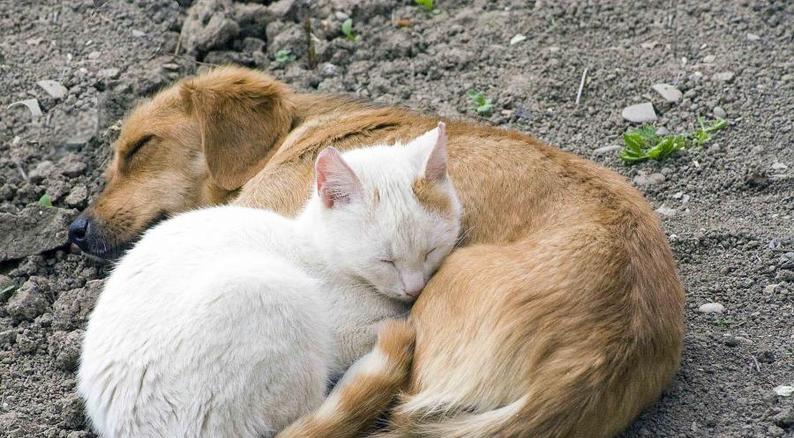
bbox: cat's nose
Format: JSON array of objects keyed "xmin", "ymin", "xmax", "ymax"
[{"xmin": 401, "ymin": 271, "xmax": 425, "ymax": 299}]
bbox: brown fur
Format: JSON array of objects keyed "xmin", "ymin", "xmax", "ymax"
[
  {"xmin": 412, "ymin": 178, "xmax": 453, "ymax": 217},
  {"xmin": 85, "ymin": 66, "xmax": 685, "ymax": 437},
  {"xmin": 278, "ymin": 320, "xmax": 415, "ymax": 438}
]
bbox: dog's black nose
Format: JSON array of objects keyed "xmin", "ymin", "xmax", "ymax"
[{"xmin": 69, "ymin": 214, "xmax": 91, "ymax": 244}]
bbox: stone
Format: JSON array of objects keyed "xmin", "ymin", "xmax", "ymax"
[
  {"xmin": 655, "ymin": 205, "xmax": 677, "ymax": 217},
  {"xmin": 592, "ymin": 145, "xmax": 621, "ymax": 156},
  {"xmin": 64, "ymin": 185, "xmax": 88, "ymax": 209},
  {"xmin": 773, "ymin": 407, "xmax": 794, "ymax": 427},
  {"xmin": 61, "ymin": 394, "xmax": 86, "ymax": 430},
  {"xmin": 747, "ymin": 33, "xmax": 760, "ymax": 41},
  {"xmin": 180, "ymin": 0, "xmax": 240, "ymax": 56},
  {"xmin": 97, "ymin": 68, "xmax": 120, "ymax": 79},
  {"xmin": 712, "ymin": 71, "xmax": 735, "ymax": 82},
  {"xmin": 702, "ymin": 55, "xmax": 716, "ymax": 63},
  {"xmin": 48, "ymin": 329, "xmax": 84, "ymax": 372},
  {"xmin": 37, "ymin": 80, "xmax": 68, "ymax": 99},
  {"xmin": 6, "ymin": 277, "xmax": 50, "ymax": 322},
  {"xmin": 52, "ymin": 280, "xmax": 103, "ymax": 331},
  {"xmin": 0, "ymin": 206, "xmax": 77, "ymax": 262},
  {"xmin": 774, "ymin": 385, "xmax": 794, "ymax": 397},
  {"xmin": 0, "ymin": 330, "xmax": 15, "ymax": 348},
  {"xmin": 58, "ymin": 154, "xmax": 87, "ymax": 177},
  {"xmin": 652, "ymin": 83, "xmax": 682, "ymax": 102},
  {"xmin": 621, "ymin": 102, "xmax": 657, "ymax": 123},
  {"xmin": 131, "ymin": 29, "xmax": 146, "ymax": 37},
  {"xmin": 320, "ymin": 63, "xmax": 338, "ymax": 78},
  {"xmin": 233, "ymin": 3, "xmax": 272, "ymax": 39},
  {"xmin": 713, "ymin": 106, "xmax": 727, "ymax": 119},
  {"xmin": 268, "ymin": 0, "xmax": 298, "ymax": 20},
  {"xmin": 697, "ymin": 302, "xmax": 724, "ymax": 314},
  {"xmin": 633, "ymin": 173, "xmax": 666, "ymax": 187},
  {"xmin": 28, "ymin": 160, "xmax": 56, "ymax": 183},
  {"xmin": 510, "ymin": 34, "xmax": 527, "ymax": 45}
]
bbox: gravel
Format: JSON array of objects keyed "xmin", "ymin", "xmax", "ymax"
[{"xmin": 1, "ymin": 1, "xmax": 793, "ymax": 437}]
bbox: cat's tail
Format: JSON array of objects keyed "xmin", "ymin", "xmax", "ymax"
[{"xmin": 276, "ymin": 319, "xmax": 415, "ymax": 438}]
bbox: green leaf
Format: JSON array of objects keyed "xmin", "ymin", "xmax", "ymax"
[
  {"xmin": 274, "ymin": 49, "xmax": 294, "ymax": 64},
  {"xmin": 38, "ymin": 194, "xmax": 53, "ymax": 208},
  {"xmin": 623, "ymin": 132, "xmax": 646, "ymax": 151},
  {"xmin": 341, "ymin": 18, "xmax": 357, "ymax": 41},
  {"xmin": 415, "ymin": 0, "xmax": 434, "ymax": 11}
]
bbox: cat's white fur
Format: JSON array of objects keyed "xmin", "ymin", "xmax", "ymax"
[{"xmin": 78, "ymin": 124, "xmax": 461, "ymax": 438}]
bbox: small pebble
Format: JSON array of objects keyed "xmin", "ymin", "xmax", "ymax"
[
  {"xmin": 655, "ymin": 206, "xmax": 677, "ymax": 217},
  {"xmin": 774, "ymin": 385, "xmax": 794, "ymax": 397},
  {"xmin": 698, "ymin": 302, "xmax": 724, "ymax": 314},
  {"xmin": 633, "ymin": 173, "xmax": 666, "ymax": 187},
  {"xmin": 131, "ymin": 29, "xmax": 145, "ymax": 37},
  {"xmin": 713, "ymin": 106, "xmax": 727, "ymax": 118},
  {"xmin": 652, "ymin": 83, "xmax": 682, "ymax": 102},
  {"xmin": 712, "ymin": 72, "xmax": 735, "ymax": 82},
  {"xmin": 622, "ymin": 102, "xmax": 657, "ymax": 123},
  {"xmin": 592, "ymin": 145, "xmax": 621, "ymax": 156},
  {"xmin": 87, "ymin": 50, "xmax": 101, "ymax": 59},
  {"xmin": 746, "ymin": 33, "xmax": 760, "ymax": 41},
  {"xmin": 98, "ymin": 68, "xmax": 120, "ymax": 79},
  {"xmin": 723, "ymin": 336, "xmax": 740, "ymax": 347},
  {"xmin": 702, "ymin": 55, "xmax": 716, "ymax": 63},
  {"xmin": 36, "ymin": 80, "xmax": 68, "ymax": 99}
]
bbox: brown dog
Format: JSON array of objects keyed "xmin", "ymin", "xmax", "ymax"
[{"xmin": 71, "ymin": 66, "xmax": 684, "ymax": 437}]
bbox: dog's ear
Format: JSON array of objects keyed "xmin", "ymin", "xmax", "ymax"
[{"xmin": 180, "ymin": 67, "xmax": 295, "ymax": 191}]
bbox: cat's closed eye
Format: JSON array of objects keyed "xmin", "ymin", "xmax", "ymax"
[
  {"xmin": 379, "ymin": 259, "xmax": 396, "ymax": 266},
  {"xmin": 424, "ymin": 247, "xmax": 439, "ymax": 261}
]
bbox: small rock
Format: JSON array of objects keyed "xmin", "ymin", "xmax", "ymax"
[
  {"xmin": 52, "ymin": 280, "xmax": 103, "ymax": 331},
  {"xmin": 6, "ymin": 277, "xmax": 50, "ymax": 322},
  {"xmin": 723, "ymin": 336, "xmax": 740, "ymax": 347},
  {"xmin": 28, "ymin": 160, "xmax": 56, "ymax": 183},
  {"xmin": 655, "ymin": 206, "xmax": 676, "ymax": 217},
  {"xmin": 320, "ymin": 63, "xmax": 338, "ymax": 78},
  {"xmin": 0, "ymin": 206, "xmax": 77, "ymax": 262},
  {"xmin": 181, "ymin": 0, "xmax": 240, "ymax": 56},
  {"xmin": 87, "ymin": 50, "xmax": 101, "ymax": 59},
  {"xmin": 0, "ymin": 275, "xmax": 16, "ymax": 302},
  {"xmin": 652, "ymin": 83, "xmax": 682, "ymax": 103},
  {"xmin": 98, "ymin": 68, "xmax": 120, "ymax": 79},
  {"xmin": 162, "ymin": 62, "xmax": 181, "ymax": 71},
  {"xmin": 622, "ymin": 102, "xmax": 657, "ymax": 123},
  {"xmin": 746, "ymin": 33, "xmax": 760, "ymax": 41},
  {"xmin": 780, "ymin": 252, "xmax": 794, "ymax": 269},
  {"xmin": 774, "ymin": 385, "xmax": 794, "ymax": 397},
  {"xmin": 771, "ymin": 162, "xmax": 788, "ymax": 171},
  {"xmin": 0, "ymin": 330, "xmax": 15, "ymax": 348},
  {"xmin": 58, "ymin": 153, "xmax": 87, "ymax": 177},
  {"xmin": 633, "ymin": 173, "xmax": 666, "ymax": 187},
  {"xmin": 241, "ymin": 37, "xmax": 265, "ymax": 53},
  {"xmin": 712, "ymin": 72, "xmax": 735, "ymax": 82},
  {"xmin": 37, "ymin": 80, "xmax": 68, "ymax": 99},
  {"xmin": 702, "ymin": 55, "xmax": 716, "ymax": 63},
  {"xmin": 49, "ymin": 330, "xmax": 84, "ymax": 372},
  {"xmin": 132, "ymin": 29, "xmax": 146, "ymax": 37},
  {"xmin": 764, "ymin": 283, "xmax": 779, "ymax": 294},
  {"xmin": 656, "ymin": 127, "xmax": 670, "ymax": 136},
  {"xmin": 61, "ymin": 394, "xmax": 86, "ymax": 429},
  {"xmin": 510, "ymin": 34, "xmax": 527, "ymax": 45},
  {"xmin": 64, "ymin": 186, "xmax": 88, "ymax": 209},
  {"xmin": 7, "ymin": 98, "xmax": 43, "ymax": 119},
  {"xmin": 698, "ymin": 302, "xmax": 725, "ymax": 314},
  {"xmin": 712, "ymin": 106, "xmax": 727, "ymax": 119},
  {"xmin": 767, "ymin": 425, "xmax": 785, "ymax": 437},
  {"xmin": 268, "ymin": 0, "xmax": 298, "ymax": 20},
  {"xmin": 773, "ymin": 407, "xmax": 794, "ymax": 427},
  {"xmin": 592, "ymin": 145, "xmax": 621, "ymax": 156}
]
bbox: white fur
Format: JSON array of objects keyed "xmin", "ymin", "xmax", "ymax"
[{"xmin": 78, "ymin": 126, "xmax": 461, "ymax": 438}]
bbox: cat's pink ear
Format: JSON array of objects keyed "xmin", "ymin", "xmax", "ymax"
[
  {"xmin": 315, "ymin": 147, "xmax": 362, "ymax": 208},
  {"xmin": 423, "ymin": 122, "xmax": 448, "ymax": 182}
]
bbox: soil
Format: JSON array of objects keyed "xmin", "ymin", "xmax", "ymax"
[{"xmin": 1, "ymin": 0, "xmax": 792, "ymax": 437}]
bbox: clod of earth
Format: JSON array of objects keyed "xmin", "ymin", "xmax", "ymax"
[{"xmin": 0, "ymin": 206, "xmax": 77, "ymax": 262}]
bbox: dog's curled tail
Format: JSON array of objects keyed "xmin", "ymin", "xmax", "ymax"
[{"xmin": 277, "ymin": 319, "xmax": 415, "ymax": 438}]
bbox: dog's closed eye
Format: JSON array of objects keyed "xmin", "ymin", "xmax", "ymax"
[{"xmin": 125, "ymin": 134, "xmax": 155, "ymax": 161}]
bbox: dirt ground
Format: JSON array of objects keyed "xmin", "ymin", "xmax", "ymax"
[{"xmin": 1, "ymin": 0, "xmax": 792, "ymax": 437}]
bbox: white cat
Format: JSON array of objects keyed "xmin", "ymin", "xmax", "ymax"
[{"xmin": 78, "ymin": 123, "xmax": 461, "ymax": 438}]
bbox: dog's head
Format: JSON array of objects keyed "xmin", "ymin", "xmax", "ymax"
[{"xmin": 69, "ymin": 67, "xmax": 295, "ymax": 258}]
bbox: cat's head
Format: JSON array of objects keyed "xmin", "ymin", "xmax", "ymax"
[{"xmin": 307, "ymin": 122, "xmax": 461, "ymax": 302}]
